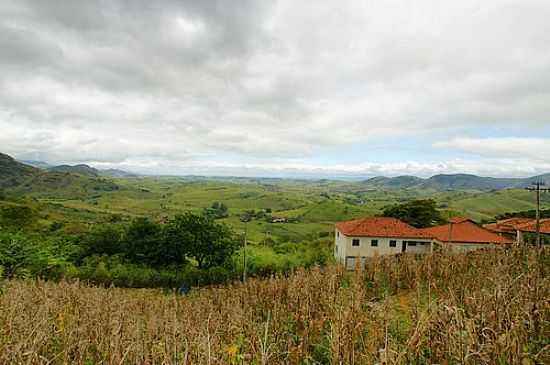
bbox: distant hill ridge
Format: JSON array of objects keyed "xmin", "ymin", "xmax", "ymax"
[
  {"xmin": 0, "ymin": 152, "xmax": 119, "ymax": 195},
  {"xmin": 363, "ymin": 173, "xmax": 550, "ymax": 191}
]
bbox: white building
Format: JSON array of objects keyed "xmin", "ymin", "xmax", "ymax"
[
  {"xmin": 335, "ymin": 216, "xmax": 513, "ymax": 270},
  {"xmin": 335, "ymin": 217, "xmax": 434, "ymax": 270}
]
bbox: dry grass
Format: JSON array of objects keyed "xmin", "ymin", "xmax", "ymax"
[{"xmin": 0, "ymin": 248, "xmax": 548, "ymax": 364}]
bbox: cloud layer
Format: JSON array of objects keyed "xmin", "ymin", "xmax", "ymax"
[{"xmin": 1, "ymin": 0, "xmax": 549, "ymax": 177}]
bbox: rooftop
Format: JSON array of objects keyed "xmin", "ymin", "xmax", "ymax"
[
  {"xmin": 420, "ymin": 220, "xmax": 513, "ymax": 245},
  {"xmin": 336, "ymin": 217, "xmax": 432, "ymax": 239}
]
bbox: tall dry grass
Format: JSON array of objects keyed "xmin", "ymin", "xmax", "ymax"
[{"xmin": 0, "ymin": 247, "xmax": 548, "ymax": 364}]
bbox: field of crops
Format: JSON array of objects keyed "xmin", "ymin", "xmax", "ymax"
[{"xmin": 1, "ymin": 247, "xmax": 548, "ymax": 364}]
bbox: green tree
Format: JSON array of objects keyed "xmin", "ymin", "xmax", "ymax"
[
  {"xmin": 123, "ymin": 217, "xmax": 164, "ymax": 266},
  {"xmin": 0, "ymin": 205, "xmax": 36, "ymax": 228},
  {"xmin": 383, "ymin": 199, "xmax": 446, "ymax": 228},
  {"xmin": 165, "ymin": 213, "xmax": 238, "ymax": 269},
  {"xmin": 80, "ymin": 225, "xmax": 123, "ymax": 258}
]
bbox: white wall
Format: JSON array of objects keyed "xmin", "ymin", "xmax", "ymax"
[
  {"xmin": 334, "ymin": 229, "xmax": 432, "ymax": 269},
  {"xmin": 442, "ymin": 242, "xmax": 498, "ymax": 253}
]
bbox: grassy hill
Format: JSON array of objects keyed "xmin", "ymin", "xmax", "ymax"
[
  {"xmin": 0, "ymin": 152, "xmax": 39, "ymax": 188},
  {"xmin": 48, "ymin": 164, "xmax": 100, "ymax": 177},
  {"xmin": 363, "ymin": 172, "xmax": 550, "ymax": 191}
]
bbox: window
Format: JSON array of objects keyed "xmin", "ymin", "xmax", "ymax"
[
  {"xmin": 335, "ymin": 245, "xmax": 338, "ymax": 253},
  {"xmin": 371, "ymin": 239, "xmax": 378, "ymax": 247},
  {"xmin": 352, "ymin": 239, "xmax": 360, "ymax": 246},
  {"xmin": 408, "ymin": 241, "xmax": 417, "ymax": 246},
  {"xmin": 345, "ymin": 257, "xmax": 356, "ymax": 270},
  {"xmin": 389, "ymin": 240, "xmax": 397, "ymax": 247},
  {"xmin": 337, "ymin": 231, "xmax": 340, "ymax": 237}
]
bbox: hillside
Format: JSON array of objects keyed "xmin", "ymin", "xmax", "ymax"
[
  {"xmin": 363, "ymin": 172, "xmax": 550, "ymax": 191},
  {"xmin": 0, "ymin": 153, "xmax": 39, "ymax": 188},
  {"xmin": 48, "ymin": 164, "xmax": 100, "ymax": 177},
  {"xmin": 1, "ymin": 152, "xmax": 119, "ymax": 198}
]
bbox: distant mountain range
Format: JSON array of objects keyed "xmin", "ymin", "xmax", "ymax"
[
  {"xmin": 0, "ymin": 153, "xmax": 119, "ymax": 196},
  {"xmin": 3, "ymin": 152, "xmax": 550, "ymax": 192},
  {"xmin": 363, "ymin": 173, "xmax": 550, "ymax": 191},
  {"xmin": 21, "ymin": 159, "xmax": 136, "ymax": 177}
]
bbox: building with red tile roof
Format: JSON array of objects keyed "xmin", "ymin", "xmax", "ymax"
[
  {"xmin": 335, "ymin": 216, "xmax": 513, "ymax": 268},
  {"xmin": 515, "ymin": 218, "xmax": 550, "ymax": 234},
  {"xmin": 335, "ymin": 217, "xmax": 432, "ymax": 239},
  {"xmin": 334, "ymin": 217, "xmax": 434, "ymax": 269},
  {"xmin": 419, "ymin": 217, "xmax": 513, "ymax": 246}
]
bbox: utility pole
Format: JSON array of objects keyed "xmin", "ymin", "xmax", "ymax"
[
  {"xmin": 526, "ymin": 181, "xmax": 550, "ymax": 248},
  {"xmin": 242, "ymin": 219, "xmax": 248, "ymax": 282}
]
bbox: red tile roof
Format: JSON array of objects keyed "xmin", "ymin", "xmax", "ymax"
[
  {"xmin": 484, "ymin": 218, "xmax": 533, "ymax": 234},
  {"xmin": 449, "ymin": 216, "xmax": 471, "ymax": 224},
  {"xmin": 515, "ymin": 218, "xmax": 550, "ymax": 234},
  {"xmin": 336, "ymin": 217, "xmax": 433, "ymax": 239},
  {"xmin": 420, "ymin": 220, "xmax": 513, "ymax": 245}
]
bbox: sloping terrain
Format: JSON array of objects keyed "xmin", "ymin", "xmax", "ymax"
[{"xmin": 0, "ymin": 153, "xmax": 39, "ymax": 188}]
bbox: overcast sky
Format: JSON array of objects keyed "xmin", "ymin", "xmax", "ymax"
[{"xmin": 1, "ymin": 0, "xmax": 550, "ymax": 178}]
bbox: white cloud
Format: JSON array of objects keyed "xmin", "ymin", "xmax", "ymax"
[
  {"xmin": 435, "ymin": 137, "xmax": 550, "ymax": 161},
  {"xmin": 0, "ymin": 0, "xmax": 549, "ymax": 175}
]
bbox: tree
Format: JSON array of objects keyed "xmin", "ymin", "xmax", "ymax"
[
  {"xmin": 123, "ymin": 217, "xmax": 165, "ymax": 266},
  {"xmin": 0, "ymin": 205, "xmax": 36, "ymax": 228},
  {"xmin": 203, "ymin": 202, "xmax": 229, "ymax": 219},
  {"xmin": 80, "ymin": 225, "xmax": 123, "ymax": 258},
  {"xmin": 164, "ymin": 213, "xmax": 238, "ymax": 269},
  {"xmin": 383, "ymin": 199, "xmax": 446, "ymax": 228}
]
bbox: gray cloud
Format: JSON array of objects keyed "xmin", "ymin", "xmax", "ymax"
[{"xmin": 1, "ymin": 0, "xmax": 549, "ymax": 175}]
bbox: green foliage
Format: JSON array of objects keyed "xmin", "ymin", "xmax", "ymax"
[
  {"xmin": 80, "ymin": 225, "xmax": 123, "ymax": 258},
  {"xmin": 203, "ymin": 201, "xmax": 229, "ymax": 219},
  {"xmin": 0, "ymin": 205, "xmax": 37, "ymax": 228},
  {"xmin": 123, "ymin": 217, "xmax": 165, "ymax": 266},
  {"xmin": 496, "ymin": 209, "xmax": 550, "ymax": 220},
  {"xmin": 383, "ymin": 199, "xmax": 446, "ymax": 228},
  {"xmin": 165, "ymin": 213, "xmax": 238, "ymax": 269},
  {"xmin": 0, "ymin": 232, "xmax": 69, "ymax": 279}
]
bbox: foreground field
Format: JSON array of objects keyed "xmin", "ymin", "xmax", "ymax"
[{"xmin": 1, "ymin": 248, "xmax": 548, "ymax": 364}]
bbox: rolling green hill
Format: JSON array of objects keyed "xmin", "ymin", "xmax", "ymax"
[
  {"xmin": 48, "ymin": 164, "xmax": 100, "ymax": 177},
  {"xmin": 0, "ymin": 152, "xmax": 39, "ymax": 188},
  {"xmin": 363, "ymin": 172, "xmax": 550, "ymax": 191}
]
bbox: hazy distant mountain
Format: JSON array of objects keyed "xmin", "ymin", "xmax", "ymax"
[
  {"xmin": 21, "ymin": 160, "xmax": 53, "ymax": 169},
  {"xmin": 363, "ymin": 176, "xmax": 425, "ymax": 189},
  {"xmin": 0, "ymin": 153, "xmax": 118, "ymax": 196},
  {"xmin": 99, "ymin": 168, "xmax": 137, "ymax": 177},
  {"xmin": 48, "ymin": 164, "xmax": 100, "ymax": 177},
  {"xmin": 363, "ymin": 173, "xmax": 550, "ymax": 191}
]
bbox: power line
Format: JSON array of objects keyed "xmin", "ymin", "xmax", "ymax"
[{"xmin": 526, "ymin": 181, "xmax": 550, "ymax": 248}]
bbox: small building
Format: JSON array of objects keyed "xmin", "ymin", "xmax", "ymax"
[
  {"xmin": 483, "ymin": 218, "xmax": 533, "ymax": 242},
  {"xmin": 484, "ymin": 218, "xmax": 550, "ymax": 244},
  {"xmin": 335, "ymin": 217, "xmax": 434, "ymax": 270},
  {"xmin": 420, "ymin": 217, "xmax": 513, "ymax": 252},
  {"xmin": 514, "ymin": 218, "xmax": 550, "ymax": 244},
  {"xmin": 335, "ymin": 216, "xmax": 514, "ymax": 269}
]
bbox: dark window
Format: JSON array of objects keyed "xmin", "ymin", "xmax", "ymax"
[
  {"xmin": 352, "ymin": 239, "xmax": 360, "ymax": 246},
  {"xmin": 371, "ymin": 239, "xmax": 378, "ymax": 247},
  {"xmin": 389, "ymin": 240, "xmax": 397, "ymax": 247},
  {"xmin": 408, "ymin": 241, "xmax": 417, "ymax": 246},
  {"xmin": 337, "ymin": 231, "xmax": 340, "ymax": 237}
]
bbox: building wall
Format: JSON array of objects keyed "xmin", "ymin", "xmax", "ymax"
[
  {"xmin": 441, "ymin": 242, "xmax": 498, "ymax": 252},
  {"xmin": 334, "ymin": 229, "xmax": 432, "ymax": 269}
]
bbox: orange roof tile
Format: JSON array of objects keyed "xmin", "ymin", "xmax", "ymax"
[
  {"xmin": 420, "ymin": 220, "xmax": 513, "ymax": 245},
  {"xmin": 515, "ymin": 218, "xmax": 550, "ymax": 234},
  {"xmin": 484, "ymin": 218, "xmax": 536, "ymax": 234},
  {"xmin": 336, "ymin": 217, "xmax": 432, "ymax": 239}
]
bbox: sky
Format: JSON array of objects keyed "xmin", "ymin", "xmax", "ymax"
[{"xmin": 1, "ymin": 0, "xmax": 550, "ymax": 178}]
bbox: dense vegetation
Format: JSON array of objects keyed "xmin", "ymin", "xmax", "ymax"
[
  {"xmin": 383, "ymin": 199, "xmax": 445, "ymax": 228},
  {"xmin": 0, "ymin": 248, "xmax": 547, "ymax": 364}
]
